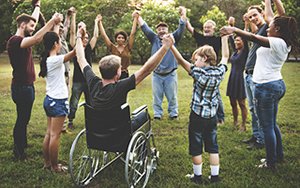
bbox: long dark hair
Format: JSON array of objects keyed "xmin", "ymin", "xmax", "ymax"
[
  {"xmin": 39, "ymin": 32, "xmax": 59, "ymax": 77},
  {"xmin": 273, "ymin": 16, "xmax": 299, "ymax": 51}
]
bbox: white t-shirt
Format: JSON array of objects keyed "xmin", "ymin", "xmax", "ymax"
[
  {"xmin": 253, "ymin": 37, "xmax": 291, "ymax": 84},
  {"xmin": 45, "ymin": 55, "xmax": 68, "ymax": 99}
]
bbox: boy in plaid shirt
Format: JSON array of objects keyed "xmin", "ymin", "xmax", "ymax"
[{"xmin": 170, "ymin": 36, "xmax": 229, "ymax": 184}]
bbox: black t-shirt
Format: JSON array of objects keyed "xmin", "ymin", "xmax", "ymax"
[
  {"xmin": 73, "ymin": 44, "xmax": 93, "ymax": 83},
  {"xmin": 83, "ymin": 66, "xmax": 136, "ymax": 110},
  {"xmin": 193, "ymin": 31, "xmax": 221, "ymax": 61}
]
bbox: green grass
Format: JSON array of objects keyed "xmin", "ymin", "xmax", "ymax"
[{"xmin": 0, "ymin": 52, "xmax": 300, "ymax": 188}]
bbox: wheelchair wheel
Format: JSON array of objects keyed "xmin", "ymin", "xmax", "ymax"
[
  {"xmin": 125, "ymin": 131, "xmax": 151, "ymax": 188},
  {"xmin": 69, "ymin": 129, "xmax": 95, "ymax": 187}
]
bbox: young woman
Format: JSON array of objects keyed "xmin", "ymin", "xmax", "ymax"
[
  {"xmin": 226, "ymin": 35, "xmax": 248, "ymax": 131},
  {"xmin": 39, "ymin": 31, "xmax": 75, "ymax": 172},
  {"xmin": 220, "ymin": 0, "xmax": 298, "ymax": 169},
  {"xmin": 98, "ymin": 11, "xmax": 138, "ymax": 79}
]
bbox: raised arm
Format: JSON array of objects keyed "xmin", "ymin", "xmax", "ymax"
[
  {"xmin": 62, "ymin": 7, "xmax": 74, "ymax": 39},
  {"xmin": 89, "ymin": 14, "xmax": 100, "ymax": 50},
  {"xmin": 98, "ymin": 15, "xmax": 113, "ymax": 47},
  {"xmin": 31, "ymin": 0, "xmax": 40, "ymax": 29},
  {"xmin": 134, "ymin": 35, "xmax": 173, "ymax": 85},
  {"xmin": 220, "ymin": 36, "xmax": 229, "ymax": 65},
  {"xmin": 220, "ymin": 26, "xmax": 270, "ymax": 48},
  {"xmin": 170, "ymin": 45, "xmax": 191, "ymax": 73},
  {"xmin": 172, "ymin": 6, "xmax": 187, "ymax": 42},
  {"xmin": 63, "ymin": 49, "xmax": 76, "ymax": 63},
  {"xmin": 265, "ymin": 0, "xmax": 285, "ymax": 24},
  {"xmin": 186, "ymin": 20, "xmax": 194, "ymax": 35},
  {"xmin": 128, "ymin": 11, "xmax": 139, "ymax": 50},
  {"xmin": 75, "ymin": 28, "xmax": 89, "ymax": 72},
  {"xmin": 20, "ymin": 13, "xmax": 62, "ymax": 48},
  {"xmin": 69, "ymin": 10, "xmax": 76, "ymax": 48}
]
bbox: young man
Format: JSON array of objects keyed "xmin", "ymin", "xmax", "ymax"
[
  {"xmin": 74, "ymin": 26, "xmax": 173, "ymax": 118},
  {"xmin": 137, "ymin": 7, "xmax": 187, "ymax": 120},
  {"xmin": 186, "ymin": 19, "xmax": 225, "ymax": 125},
  {"xmin": 241, "ymin": 2, "xmax": 284, "ymax": 149},
  {"xmin": 6, "ymin": 0, "xmax": 62, "ymax": 160},
  {"xmin": 67, "ymin": 13, "xmax": 100, "ymax": 129}
]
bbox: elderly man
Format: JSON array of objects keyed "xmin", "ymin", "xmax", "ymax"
[{"xmin": 137, "ymin": 7, "xmax": 187, "ymax": 120}]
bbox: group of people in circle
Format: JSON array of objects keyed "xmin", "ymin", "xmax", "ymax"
[{"xmin": 6, "ymin": 0, "xmax": 298, "ymax": 184}]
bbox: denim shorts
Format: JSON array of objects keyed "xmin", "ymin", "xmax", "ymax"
[
  {"xmin": 188, "ymin": 111, "xmax": 218, "ymax": 156},
  {"xmin": 43, "ymin": 95, "xmax": 69, "ymax": 117}
]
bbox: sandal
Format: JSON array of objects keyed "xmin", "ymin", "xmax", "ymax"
[{"xmin": 51, "ymin": 164, "xmax": 68, "ymax": 173}]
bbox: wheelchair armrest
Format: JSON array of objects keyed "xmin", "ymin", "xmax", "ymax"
[
  {"xmin": 121, "ymin": 103, "xmax": 129, "ymax": 110},
  {"xmin": 131, "ymin": 105, "xmax": 148, "ymax": 118},
  {"xmin": 78, "ymin": 101, "xmax": 86, "ymax": 108}
]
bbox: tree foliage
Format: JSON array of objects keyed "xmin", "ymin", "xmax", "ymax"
[{"xmin": 1, "ymin": 0, "xmax": 299, "ymax": 59}]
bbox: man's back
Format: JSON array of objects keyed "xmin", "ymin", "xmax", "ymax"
[{"xmin": 82, "ymin": 66, "xmax": 136, "ymax": 110}]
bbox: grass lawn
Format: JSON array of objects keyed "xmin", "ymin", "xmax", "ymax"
[{"xmin": 0, "ymin": 52, "xmax": 300, "ymax": 188}]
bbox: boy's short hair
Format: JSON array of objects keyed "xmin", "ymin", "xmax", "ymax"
[
  {"xmin": 192, "ymin": 45, "xmax": 217, "ymax": 66},
  {"xmin": 99, "ymin": 55, "xmax": 121, "ymax": 79},
  {"xmin": 16, "ymin": 13, "xmax": 37, "ymax": 27},
  {"xmin": 248, "ymin": 5, "xmax": 263, "ymax": 13}
]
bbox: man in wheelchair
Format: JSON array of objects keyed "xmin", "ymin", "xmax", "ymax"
[{"xmin": 75, "ymin": 26, "xmax": 173, "ymax": 129}]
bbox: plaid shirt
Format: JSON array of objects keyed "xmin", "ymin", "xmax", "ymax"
[{"xmin": 190, "ymin": 64, "xmax": 227, "ymax": 119}]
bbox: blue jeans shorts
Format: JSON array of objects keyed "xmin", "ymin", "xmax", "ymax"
[
  {"xmin": 43, "ymin": 95, "xmax": 69, "ymax": 117},
  {"xmin": 188, "ymin": 111, "xmax": 218, "ymax": 156}
]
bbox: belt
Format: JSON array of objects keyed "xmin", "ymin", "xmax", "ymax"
[
  {"xmin": 154, "ymin": 68, "xmax": 176, "ymax": 76},
  {"xmin": 245, "ymin": 69, "xmax": 253, "ymax": 75}
]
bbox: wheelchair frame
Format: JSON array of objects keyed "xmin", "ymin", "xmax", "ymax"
[{"xmin": 69, "ymin": 103, "xmax": 159, "ymax": 187}]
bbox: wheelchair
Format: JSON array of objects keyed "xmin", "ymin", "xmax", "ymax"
[{"xmin": 69, "ymin": 103, "xmax": 159, "ymax": 187}]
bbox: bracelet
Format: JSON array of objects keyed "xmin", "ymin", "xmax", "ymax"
[{"xmin": 35, "ymin": 4, "xmax": 40, "ymax": 7}]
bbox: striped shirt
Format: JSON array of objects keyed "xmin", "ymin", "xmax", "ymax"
[{"xmin": 190, "ymin": 64, "xmax": 227, "ymax": 119}]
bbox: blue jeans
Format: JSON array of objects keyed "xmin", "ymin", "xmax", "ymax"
[
  {"xmin": 11, "ymin": 84, "xmax": 35, "ymax": 155},
  {"xmin": 216, "ymin": 90, "xmax": 225, "ymax": 122},
  {"xmin": 245, "ymin": 74, "xmax": 264, "ymax": 144},
  {"xmin": 152, "ymin": 71, "xmax": 178, "ymax": 118},
  {"xmin": 68, "ymin": 82, "xmax": 90, "ymax": 120},
  {"xmin": 254, "ymin": 80, "xmax": 285, "ymax": 165}
]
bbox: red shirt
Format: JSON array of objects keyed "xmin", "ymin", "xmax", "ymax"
[{"xmin": 7, "ymin": 35, "xmax": 36, "ymax": 85}]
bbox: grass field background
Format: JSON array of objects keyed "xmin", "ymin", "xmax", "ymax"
[{"xmin": 0, "ymin": 52, "xmax": 300, "ymax": 187}]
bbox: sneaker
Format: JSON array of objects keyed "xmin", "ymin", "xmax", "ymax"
[
  {"xmin": 256, "ymin": 161, "xmax": 276, "ymax": 171},
  {"xmin": 209, "ymin": 175, "xmax": 220, "ymax": 183},
  {"xmin": 169, "ymin": 115, "xmax": 178, "ymax": 120},
  {"xmin": 186, "ymin": 174, "xmax": 202, "ymax": 184},
  {"xmin": 246, "ymin": 141, "xmax": 264, "ymax": 150},
  {"xmin": 242, "ymin": 136, "xmax": 257, "ymax": 144}
]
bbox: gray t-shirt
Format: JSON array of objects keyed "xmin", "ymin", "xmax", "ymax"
[
  {"xmin": 83, "ymin": 66, "xmax": 136, "ymax": 110},
  {"xmin": 245, "ymin": 23, "xmax": 268, "ymax": 71}
]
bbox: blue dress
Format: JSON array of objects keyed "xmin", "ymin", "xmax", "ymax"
[{"xmin": 226, "ymin": 36, "xmax": 249, "ymax": 99}]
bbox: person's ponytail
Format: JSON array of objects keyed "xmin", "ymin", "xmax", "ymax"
[{"xmin": 39, "ymin": 50, "xmax": 49, "ymax": 78}]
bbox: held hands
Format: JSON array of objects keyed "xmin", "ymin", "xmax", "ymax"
[
  {"xmin": 95, "ymin": 14, "xmax": 101, "ymax": 23},
  {"xmin": 77, "ymin": 27, "xmax": 86, "ymax": 41},
  {"xmin": 228, "ymin": 16, "xmax": 235, "ymax": 26},
  {"xmin": 162, "ymin": 34, "xmax": 174, "ymax": 49},
  {"xmin": 132, "ymin": 10, "xmax": 140, "ymax": 19},
  {"xmin": 220, "ymin": 26, "xmax": 235, "ymax": 37},
  {"xmin": 67, "ymin": 7, "xmax": 76, "ymax": 16},
  {"xmin": 178, "ymin": 6, "xmax": 186, "ymax": 17},
  {"xmin": 78, "ymin": 21, "xmax": 86, "ymax": 30},
  {"xmin": 52, "ymin": 13, "xmax": 63, "ymax": 25}
]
